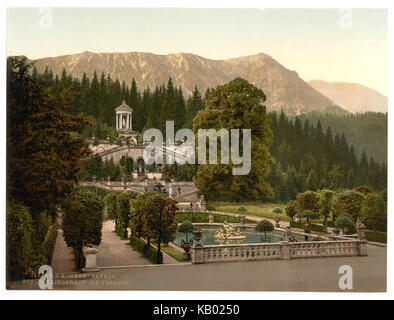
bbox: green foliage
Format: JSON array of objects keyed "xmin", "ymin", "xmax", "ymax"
[
  {"xmin": 296, "ymin": 191, "xmax": 320, "ymax": 214},
  {"xmin": 6, "ymin": 202, "xmax": 35, "ymax": 280},
  {"xmin": 365, "ymin": 230, "xmax": 387, "ymax": 244},
  {"xmin": 290, "ymin": 221, "xmax": 327, "ymax": 233},
  {"xmin": 42, "ymin": 223, "xmax": 59, "ymax": 264},
  {"xmin": 301, "ymin": 210, "xmax": 320, "ymax": 222},
  {"xmin": 175, "ymin": 212, "xmax": 243, "ymax": 224},
  {"xmin": 194, "ymin": 78, "xmax": 274, "ymax": 202},
  {"xmin": 141, "ymin": 194, "xmax": 178, "ymax": 264},
  {"xmin": 300, "ymin": 111, "xmax": 387, "ymax": 166},
  {"xmin": 7, "ymin": 57, "xmax": 92, "ymax": 217},
  {"xmin": 335, "ymin": 213, "xmax": 356, "ymax": 234},
  {"xmin": 104, "ymin": 192, "xmax": 118, "ymax": 222},
  {"xmin": 333, "ymin": 190, "xmax": 365, "ymax": 221},
  {"xmin": 256, "ymin": 220, "xmax": 275, "ymax": 232},
  {"xmin": 116, "ymin": 191, "xmax": 139, "ymax": 238},
  {"xmin": 35, "ymin": 211, "xmax": 52, "ymax": 243},
  {"xmin": 129, "ymin": 192, "xmax": 156, "ymax": 237},
  {"xmin": 165, "ymin": 163, "xmax": 198, "ymax": 182},
  {"xmin": 272, "ymin": 207, "xmax": 283, "ymax": 214},
  {"xmin": 255, "ymin": 220, "xmax": 275, "ymax": 240},
  {"xmin": 269, "ymin": 111, "xmax": 387, "ymax": 200},
  {"xmin": 177, "ymin": 220, "xmax": 194, "ymax": 242},
  {"xmin": 61, "ymin": 189, "xmax": 104, "ymax": 248},
  {"xmin": 353, "ymin": 185, "xmax": 373, "ymax": 195},
  {"xmin": 361, "ymin": 193, "xmax": 387, "ymax": 232},
  {"xmin": 206, "ymin": 205, "xmax": 216, "ymax": 211},
  {"xmin": 237, "ymin": 206, "xmax": 248, "ymax": 212},
  {"xmin": 285, "ymin": 200, "xmax": 298, "ymax": 220},
  {"xmin": 129, "ymin": 236, "xmax": 163, "ymax": 264},
  {"xmin": 318, "ymin": 189, "xmax": 336, "ymax": 225}
]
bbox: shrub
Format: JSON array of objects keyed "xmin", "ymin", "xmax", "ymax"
[
  {"xmin": 335, "ymin": 213, "xmax": 356, "ymax": 235},
  {"xmin": 333, "ymin": 190, "xmax": 365, "ymax": 221},
  {"xmin": 361, "ymin": 193, "xmax": 387, "ymax": 232},
  {"xmin": 129, "ymin": 192, "xmax": 156, "ymax": 238},
  {"xmin": 206, "ymin": 205, "xmax": 216, "ymax": 211},
  {"xmin": 130, "ymin": 236, "xmax": 163, "ymax": 264},
  {"xmin": 42, "ymin": 223, "xmax": 59, "ymax": 264},
  {"xmin": 35, "ymin": 211, "xmax": 52, "ymax": 243},
  {"xmin": 296, "ymin": 191, "xmax": 320, "ymax": 214},
  {"xmin": 61, "ymin": 189, "xmax": 104, "ymax": 268},
  {"xmin": 318, "ymin": 189, "xmax": 336, "ymax": 225},
  {"xmin": 6, "ymin": 202, "xmax": 34, "ymax": 280},
  {"xmin": 104, "ymin": 192, "xmax": 118, "ymax": 224},
  {"xmin": 237, "ymin": 206, "xmax": 248, "ymax": 212},
  {"xmin": 353, "ymin": 186, "xmax": 373, "ymax": 195},
  {"xmin": 285, "ymin": 200, "xmax": 298, "ymax": 221},
  {"xmin": 290, "ymin": 221, "xmax": 327, "ymax": 233},
  {"xmin": 116, "ymin": 191, "xmax": 139, "ymax": 238},
  {"xmin": 272, "ymin": 207, "xmax": 283, "ymax": 214},
  {"xmin": 301, "ymin": 210, "xmax": 320, "ymax": 222},
  {"xmin": 255, "ymin": 220, "xmax": 274, "ymax": 240},
  {"xmin": 177, "ymin": 220, "xmax": 194, "ymax": 242}
]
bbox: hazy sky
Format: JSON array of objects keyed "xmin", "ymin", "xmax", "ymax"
[{"xmin": 7, "ymin": 8, "xmax": 388, "ymax": 95}]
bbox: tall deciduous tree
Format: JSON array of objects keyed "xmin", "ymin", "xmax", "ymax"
[
  {"xmin": 193, "ymin": 78, "xmax": 274, "ymax": 202},
  {"xmin": 141, "ymin": 194, "xmax": 178, "ymax": 264}
]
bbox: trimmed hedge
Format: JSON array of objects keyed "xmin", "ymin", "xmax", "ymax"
[
  {"xmin": 130, "ymin": 236, "xmax": 163, "ymax": 264},
  {"xmin": 176, "ymin": 212, "xmax": 247, "ymax": 224},
  {"xmin": 43, "ymin": 223, "xmax": 59, "ymax": 265},
  {"xmin": 365, "ymin": 230, "xmax": 387, "ymax": 244},
  {"xmin": 290, "ymin": 221, "xmax": 327, "ymax": 233}
]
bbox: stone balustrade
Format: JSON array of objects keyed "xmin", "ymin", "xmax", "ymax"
[{"xmin": 191, "ymin": 239, "xmax": 367, "ymax": 264}]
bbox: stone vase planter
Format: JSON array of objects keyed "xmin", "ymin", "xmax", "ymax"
[{"xmin": 181, "ymin": 241, "xmax": 192, "ymax": 260}]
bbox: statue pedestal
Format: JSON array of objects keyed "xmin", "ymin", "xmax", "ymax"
[{"xmin": 82, "ymin": 247, "xmax": 99, "ymax": 272}]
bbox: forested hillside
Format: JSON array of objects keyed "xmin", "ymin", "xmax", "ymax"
[
  {"xmin": 32, "ymin": 66, "xmax": 387, "ymax": 197},
  {"xmin": 299, "ymin": 112, "xmax": 387, "ymax": 165}
]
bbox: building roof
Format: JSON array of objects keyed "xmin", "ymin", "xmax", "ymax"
[{"xmin": 115, "ymin": 100, "xmax": 133, "ymax": 112}]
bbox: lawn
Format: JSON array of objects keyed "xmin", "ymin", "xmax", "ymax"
[
  {"xmin": 211, "ymin": 203, "xmax": 289, "ymax": 222},
  {"xmin": 161, "ymin": 245, "xmax": 186, "ymax": 262}
]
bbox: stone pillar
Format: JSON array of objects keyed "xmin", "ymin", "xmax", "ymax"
[
  {"xmin": 357, "ymin": 240, "xmax": 368, "ymax": 257},
  {"xmin": 83, "ymin": 247, "xmax": 99, "ymax": 272},
  {"xmin": 116, "ymin": 114, "xmax": 118, "ymax": 130},
  {"xmin": 209, "ymin": 214, "xmax": 214, "ymax": 224},
  {"xmin": 191, "ymin": 246, "xmax": 204, "ymax": 264},
  {"xmin": 280, "ymin": 241, "xmax": 291, "ymax": 260}
]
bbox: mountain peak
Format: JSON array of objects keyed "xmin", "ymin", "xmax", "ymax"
[{"xmin": 32, "ymin": 51, "xmax": 346, "ymax": 115}]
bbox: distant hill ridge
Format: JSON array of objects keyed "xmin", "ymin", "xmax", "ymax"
[{"xmin": 308, "ymin": 80, "xmax": 387, "ymax": 113}]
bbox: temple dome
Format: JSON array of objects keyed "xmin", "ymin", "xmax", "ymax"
[{"xmin": 115, "ymin": 100, "xmax": 133, "ymax": 112}]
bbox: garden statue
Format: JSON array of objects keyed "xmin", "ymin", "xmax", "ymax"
[
  {"xmin": 239, "ymin": 214, "xmax": 246, "ymax": 225},
  {"xmin": 283, "ymin": 226, "xmax": 296, "ymax": 242},
  {"xmin": 193, "ymin": 226, "xmax": 203, "ymax": 247},
  {"xmin": 275, "ymin": 216, "xmax": 281, "ymax": 228},
  {"xmin": 214, "ymin": 222, "xmax": 245, "ymax": 241},
  {"xmin": 197, "ymin": 195, "xmax": 206, "ymax": 211},
  {"xmin": 209, "ymin": 214, "xmax": 214, "ymax": 224},
  {"xmin": 356, "ymin": 218, "xmax": 366, "ymax": 240}
]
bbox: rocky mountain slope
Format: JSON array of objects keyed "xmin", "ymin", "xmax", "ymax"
[{"xmin": 33, "ymin": 51, "xmax": 344, "ymax": 115}]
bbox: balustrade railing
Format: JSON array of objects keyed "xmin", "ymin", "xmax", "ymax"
[{"xmin": 192, "ymin": 239, "xmax": 367, "ymax": 264}]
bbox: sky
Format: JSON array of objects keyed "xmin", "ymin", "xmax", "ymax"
[{"xmin": 7, "ymin": 8, "xmax": 388, "ymax": 95}]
